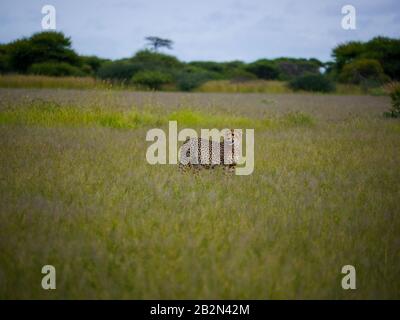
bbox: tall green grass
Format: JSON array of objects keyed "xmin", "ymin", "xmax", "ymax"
[
  {"xmin": 0, "ymin": 75, "xmax": 113, "ymax": 90},
  {"xmin": 197, "ymin": 80, "xmax": 292, "ymax": 94},
  {"xmin": 0, "ymin": 90, "xmax": 399, "ymax": 299},
  {"xmin": 0, "ymin": 103, "xmax": 157, "ymax": 129},
  {"xmin": 198, "ymin": 80, "xmax": 385, "ymax": 95},
  {"xmin": 0, "ymin": 102, "xmax": 315, "ymax": 129},
  {"xmin": 0, "ymin": 75, "xmax": 388, "ymax": 95}
]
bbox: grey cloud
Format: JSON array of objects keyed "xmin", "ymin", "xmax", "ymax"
[{"xmin": 0, "ymin": 0, "xmax": 399, "ymax": 62}]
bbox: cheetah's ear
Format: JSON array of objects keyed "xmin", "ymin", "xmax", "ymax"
[
  {"xmin": 234, "ymin": 129, "xmax": 242, "ymax": 138},
  {"xmin": 223, "ymin": 129, "xmax": 231, "ymax": 138}
]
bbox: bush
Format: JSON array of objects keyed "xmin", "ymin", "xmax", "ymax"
[
  {"xmin": 332, "ymin": 41, "xmax": 366, "ymax": 72},
  {"xmin": 175, "ymin": 66, "xmax": 216, "ymax": 91},
  {"xmin": 80, "ymin": 64, "xmax": 93, "ymax": 75},
  {"xmin": 7, "ymin": 31, "xmax": 81, "ymax": 73},
  {"xmin": 227, "ymin": 69, "xmax": 257, "ymax": 82},
  {"xmin": 0, "ymin": 44, "xmax": 10, "ymax": 73},
  {"xmin": 339, "ymin": 58, "xmax": 389, "ymax": 85},
  {"xmin": 188, "ymin": 60, "xmax": 248, "ymax": 80},
  {"xmin": 276, "ymin": 58, "xmax": 321, "ymax": 80},
  {"xmin": 176, "ymin": 69, "xmax": 212, "ymax": 91},
  {"xmin": 131, "ymin": 50, "xmax": 183, "ymax": 71},
  {"xmin": 332, "ymin": 37, "xmax": 400, "ymax": 81},
  {"xmin": 80, "ymin": 55, "xmax": 109, "ymax": 74},
  {"xmin": 131, "ymin": 70, "xmax": 172, "ymax": 90},
  {"xmin": 97, "ymin": 60, "xmax": 140, "ymax": 80},
  {"xmin": 384, "ymin": 83, "xmax": 400, "ymax": 118},
  {"xmin": 245, "ymin": 60, "xmax": 279, "ymax": 80},
  {"xmin": 188, "ymin": 61, "xmax": 225, "ymax": 74},
  {"xmin": 28, "ymin": 62, "xmax": 85, "ymax": 77},
  {"xmin": 289, "ymin": 74, "xmax": 335, "ymax": 92}
]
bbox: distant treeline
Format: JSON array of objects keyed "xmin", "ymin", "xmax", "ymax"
[{"xmin": 0, "ymin": 32, "xmax": 399, "ymax": 92}]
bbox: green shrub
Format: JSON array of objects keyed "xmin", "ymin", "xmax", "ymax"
[
  {"xmin": 130, "ymin": 50, "xmax": 183, "ymax": 71},
  {"xmin": 384, "ymin": 84, "xmax": 400, "ymax": 118},
  {"xmin": 0, "ymin": 44, "xmax": 10, "ymax": 73},
  {"xmin": 80, "ymin": 55, "xmax": 109, "ymax": 74},
  {"xmin": 97, "ymin": 61, "xmax": 141, "ymax": 80},
  {"xmin": 131, "ymin": 70, "xmax": 172, "ymax": 90},
  {"xmin": 28, "ymin": 62, "xmax": 85, "ymax": 77},
  {"xmin": 7, "ymin": 31, "xmax": 81, "ymax": 73},
  {"xmin": 227, "ymin": 69, "xmax": 257, "ymax": 82},
  {"xmin": 176, "ymin": 71, "xmax": 211, "ymax": 91},
  {"xmin": 276, "ymin": 58, "xmax": 321, "ymax": 80},
  {"xmin": 188, "ymin": 61, "xmax": 225, "ymax": 74},
  {"xmin": 245, "ymin": 60, "xmax": 279, "ymax": 80},
  {"xmin": 80, "ymin": 64, "xmax": 93, "ymax": 75},
  {"xmin": 187, "ymin": 60, "xmax": 248, "ymax": 80},
  {"xmin": 332, "ymin": 41, "xmax": 366, "ymax": 72},
  {"xmin": 365, "ymin": 37, "xmax": 400, "ymax": 81},
  {"xmin": 289, "ymin": 74, "xmax": 335, "ymax": 93},
  {"xmin": 333, "ymin": 37, "xmax": 400, "ymax": 81},
  {"xmin": 175, "ymin": 66, "xmax": 216, "ymax": 91},
  {"xmin": 339, "ymin": 59, "xmax": 389, "ymax": 85}
]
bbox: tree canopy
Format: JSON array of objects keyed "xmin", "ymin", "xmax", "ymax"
[
  {"xmin": 145, "ymin": 36, "xmax": 173, "ymax": 52},
  {"xmin": 0, "ymin": 31, "xmax": 399, "ymax": 91},
  {"xmin": 331, "ymin": 36, "xmax": 400, "ymax": 81}
]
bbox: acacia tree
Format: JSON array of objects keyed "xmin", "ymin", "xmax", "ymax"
[{"xmin": 145, "ymin": 36, "xmax": 173, "ymax": 52}]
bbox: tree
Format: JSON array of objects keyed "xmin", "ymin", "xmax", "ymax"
[
  {"xmin": 332, "ymin": 41, "xmax": 365, "ymax": 73},
  {"xmin": 0, "ymin": 44, "xmax": 10, "ymax": 73},
  {"xmin": 245, "ymin": 59, "xmax": 279, "ymax": 80},
  {"xmin": 80, "ymin": 55, "xmax": 110, "ymax": 74},
  {"xmin": 28, "ymin": 62, "xmax": 85, "ymax": 77},
  {"xmin": 189, "ymin": 61, "xmax": 225, "ymax": 73},
  {"xmin": 176, "ymin": 66, "xmax": 214, "ymax": 91},
  {"xmin": 128, "ymin": 49, "xmax": 184, "ymax": 82},
  {"xmin": 364, "ymin": 37, "xmax": 400, "ymax": 80},
  {"xmin": 384, "ymin": 84, "xmax": 400, "ymax": 118},
  {"xmin": 7, "ymin": 31, "xmax": 80, "ymax": 73},
  {"xmin": 97, "ymin": 60, "xmax": 141, "ymax": 80},
  {"xmin": 131, "ymin": 70, "xmax": 172, "ymax": 90},
  {"xmin": 145, "ymin": 36, "xmax": 173, "ymax": 52},
  {"xmin": 338, "ymin": 58, "xmax": 389, "ymax": 84},
  {"xmin": 331, "ymin": 37, "xmax": 400, "ymax": 81},
  {"xmin": 289, "ymin": 74, "xmax": 335, "ymax": 92},
  {"xmin": 275, "ymin": 58, "xmax": 322, "ymax": 80}
]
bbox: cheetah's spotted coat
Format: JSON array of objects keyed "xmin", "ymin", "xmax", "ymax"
[{"xmin": 179, "ymin": 129, "xmax": 241, "ymax": 171}]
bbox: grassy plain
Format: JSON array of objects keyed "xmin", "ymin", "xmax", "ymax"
[
  {"xmin": 0, "ymin": 88, "xmax": 399, "ymax": 299},
  {"xmin": 0, "ymin": 74, "xmax": 384, "ymax": 95}
]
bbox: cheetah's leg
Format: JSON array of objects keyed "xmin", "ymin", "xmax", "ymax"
[
  {"xmin": 223, "ymin": 164, "xmax": 236, "ymax": 174},
  {"xmin": 179, "ymin": 163, "xmax": 190, "ymax": 173}
]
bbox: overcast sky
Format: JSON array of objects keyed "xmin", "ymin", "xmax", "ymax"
[{"xmin": 0, "ymin": 0, "xmax": 399, "ymax": 62}]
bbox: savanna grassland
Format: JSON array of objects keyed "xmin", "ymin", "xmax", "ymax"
[{"xmin": 0, "ymin": 88, "xmax": 399, "ymax": 299}]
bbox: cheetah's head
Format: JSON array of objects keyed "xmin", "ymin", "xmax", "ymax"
[{"xmin": 224, "ymin": 129, "xmax": 242, "ymax": 146}]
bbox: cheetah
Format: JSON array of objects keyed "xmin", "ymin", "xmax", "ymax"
[{"xmin": 179, "ymin": 129, "xmax": 242, "ymax": 172}]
